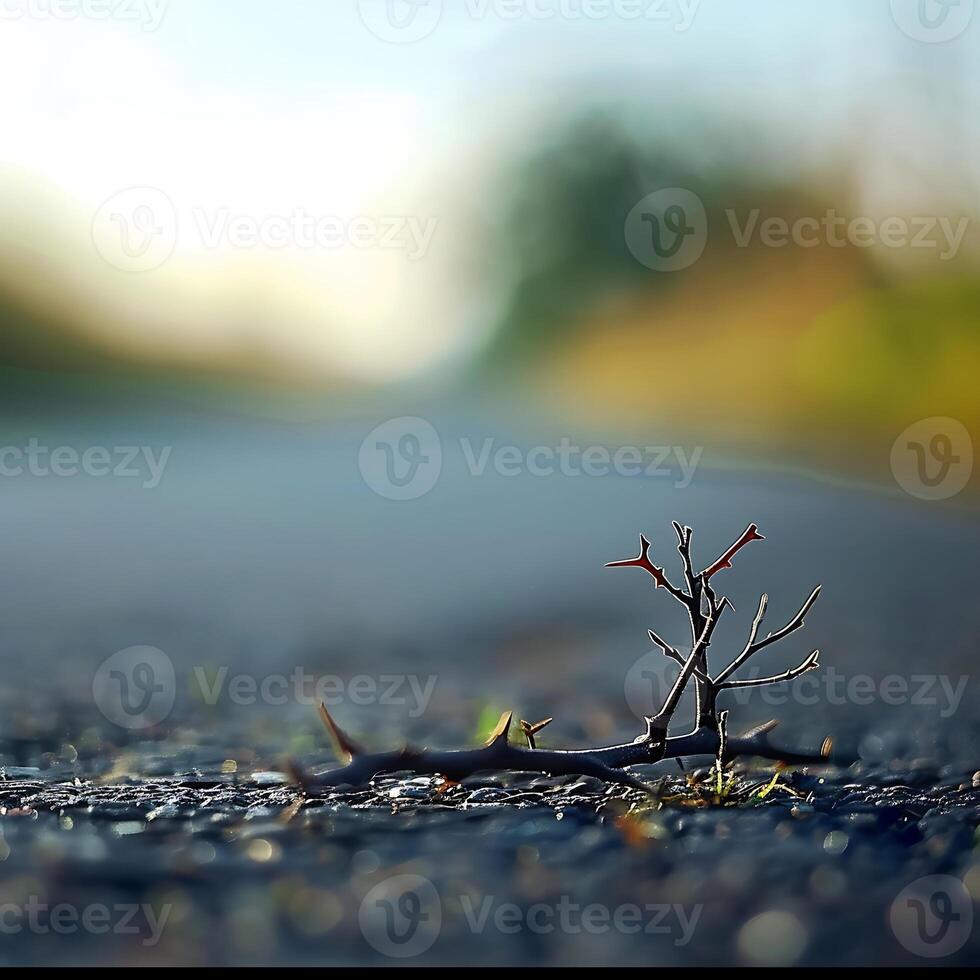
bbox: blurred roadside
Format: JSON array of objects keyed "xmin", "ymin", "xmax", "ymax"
[
  {"xmin": 4, "ymin": 98, "xmax": 978, "ymax": 494},
  {"xmin": 2, "ymin": 3, "xmax": 979, "ymax": 497}
]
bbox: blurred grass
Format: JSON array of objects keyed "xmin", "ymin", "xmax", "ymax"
[
  {"xmin": 795, "ymin": 277, "xmax": 980, "ymax": 436},
  {"xmin": 475, "ymin": 108, "xmax": 979, "ymax": 487}
]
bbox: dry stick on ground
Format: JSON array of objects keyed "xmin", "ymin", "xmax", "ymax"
[{"xmin": 292, "ymin": 523, "xmax": 835, "ymax": 796}]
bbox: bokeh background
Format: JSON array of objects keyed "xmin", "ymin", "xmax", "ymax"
[{"xmin": 0, "ymin": 0, "xmax": 978, "ymax": 967}]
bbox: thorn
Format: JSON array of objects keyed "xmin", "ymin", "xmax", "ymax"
[
  {"xmin": 520, "ymin": 717, "xmax": 553, "ymax": 749},
  {"xmin": 605, "ymin": 534, "xmax": 670, "ymax": 589},
  {"xmin": 524, "ymin": 717, "xmax": 553, "ymax": 735},
  {"xmin": 647, "ymin": 628, "xmax": 674, "ymax": 651},
  {"xmin": 703, "ymin": 523, "xmax": 765, "ymax": 579},
  {"xmin": 740, "ymin": 719, "xmax": 779, "ymax": 740},
  {"xmin": 318, "ymin": 703, "xmax": 363, "ymax": 763},
  {"xmin": 486, "ymin": 710, "xmax": 514, "ymax": 746}
]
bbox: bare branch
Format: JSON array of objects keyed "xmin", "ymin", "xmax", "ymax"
[
  {"xmin": 748, "ymin": 593, "xmax": 769, "ymax": 647},
  {"xmin": 648, "ymin": 608, "xmax": 716, "ymax": 733},
  {"xmin": 672, "ymin": 522, "xmax": 699, "ymax": 597},
  {"xmin": 606, "ymin": 534, "xmax": 686, "ymax": 602},
  {"xmin": 295, "ymin": 708, "xmax": 839, "ymax": 795},
  {"xmin": 702, "ymin": 522, "xmax": 764, "ymax": 579},
  {"xmin": 700, "ymin": 573, "xmax": 732, "ymax": 624},
  {"xmin": 649, "ymin": 629, "xmax": 711, "ymax": 684},
  {"xmin": 716, "ymin": 709, "xmax": 729, "ymax": 768},
  {"xmin": 718, "ymin": 650, "xmax": 820, "ymax": 689},
  {"xmin": 666, "ymin": 724, "xmax": 836, "ymax": 766},
  {"xmin": 298, "ymin": 721, "xmax": 660, "ymax": 795},
  {"xmin": 753, "ymin": 586, "xmax": 821, "ymax": 652},
  {"xmin": 292, "ymin": 523, "xmax": 842, "ymax": 799},
  {"xmin": 646, "ymin": 626, "xmax": 679, "ymax": 659},
  {"xmin": 666, "ymin": 525, "xmax": 721, "ymax": 732},
  {"xmin": 714, "ymin": 586, "xmax": 822, "ymax": 685}
]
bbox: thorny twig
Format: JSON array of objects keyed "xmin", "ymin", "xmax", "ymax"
[{"xmin": 292, "ymin": 523, "xmax": 838, "ymax": 797}]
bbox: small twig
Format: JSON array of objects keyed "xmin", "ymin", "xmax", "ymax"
[
  {"xmin": 714, "ymin": 586, "xmax": 822, "ymax": 685},
  {"xmin": 717, "ymin": 709, "xmax": 729, "ymax": 765},
  {"xmin": 718, "ymin": 650, "xmax": 820, "ymax": 689},
  {"xmin": 714, "ymin": 709, "xmax": 729, "ymax": 795},
  {"xmin": 654, "ymin": 635, "xmax": 712, "ymax": 685},
  {"xmin": 519, "ymin": 717, "xmax": 553, "ymax": 750}
]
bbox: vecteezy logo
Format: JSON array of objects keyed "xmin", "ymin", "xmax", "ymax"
[
  {"xmin": 625, "ymin": 188, "xmax": 707, "ymax": 272},
  {"xmin": 910, "ymin": 434, "xmax": 960, "ymax": 486},
  {"xmin": 644, "ymin": 205, "xmax": 695, "ymax": 258},
  {"xmin": 358, "ymin": 417, "xmax": 442, "ymax": 500},
  {"xmin": 359, "ymin": 874, "xmax": 442, "ymax": 958},
  {"xmin": 92, "ymin": 646, "xmax": 176, "ymax": 729},
  {"xmin": 91, "ymin": 187, "xmax": 178, "ymax": 272},
  {"xmin": 890, "ymin": 0, "xmax": 974, "ymax": 42},
  {"xmin": 357, "ymin": 0, "xmax": 443, "ymax": 43},
  {"xmin": 890, "ymin": 875, "xmax": 973, "ymax": 957},
  {"xmin": 890, "ymin": 417, "xmax": 973, "ymax": 500}
]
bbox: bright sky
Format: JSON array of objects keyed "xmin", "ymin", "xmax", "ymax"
[{"xmin": 0, "ymin": 0, "xmax": 976, "ymax": 380}]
